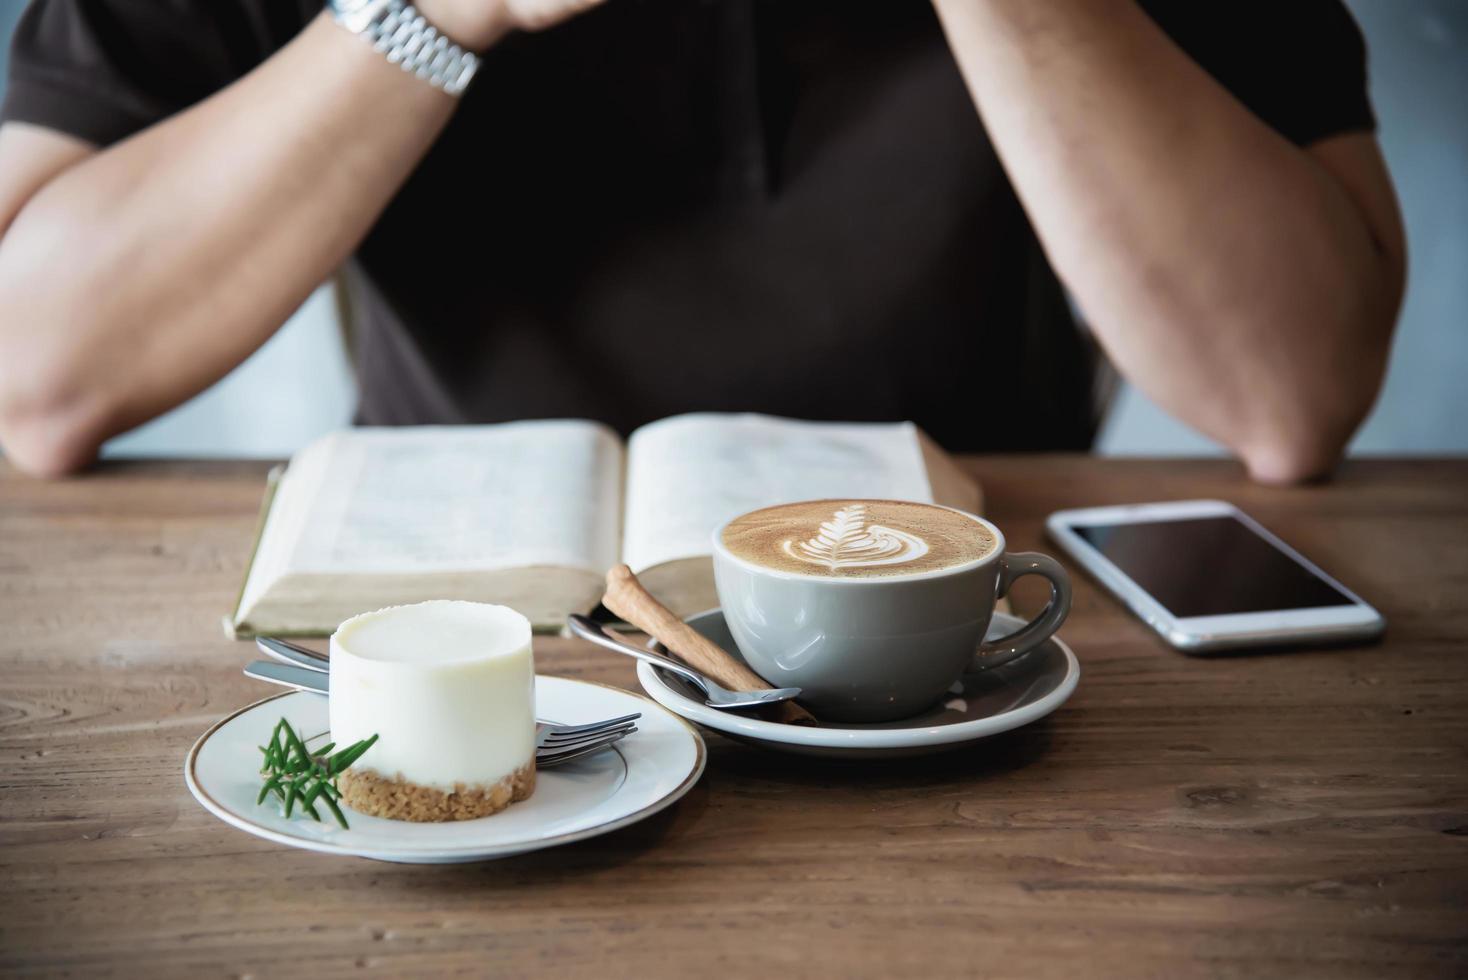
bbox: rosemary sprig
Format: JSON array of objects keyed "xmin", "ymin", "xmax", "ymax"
[{"xmin": 256, "ymin": 718, "xmax": 378, "ymax": 829}]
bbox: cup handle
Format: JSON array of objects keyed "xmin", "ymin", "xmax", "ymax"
[{"xmin": 972, "ymin": 552, "xmax": 1072, "ymax": 671}]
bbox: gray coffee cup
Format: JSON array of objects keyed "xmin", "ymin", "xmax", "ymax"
[{"xmin": 711, "ymin": 505, "xmax": 1071, "ymax": 722}]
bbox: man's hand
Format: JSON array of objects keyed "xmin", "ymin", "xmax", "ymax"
[{"xmin": 417, "ymin": 0, "xmax": 606, "ymax": 52}]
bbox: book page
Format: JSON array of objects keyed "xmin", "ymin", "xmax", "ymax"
[
  {"xmin": 279, "ymin": 422, "xmax": 623, "ymax": 576},
  {"xmin": 621, "ymin": 413, "xmax": 934, "ymax": 572}
]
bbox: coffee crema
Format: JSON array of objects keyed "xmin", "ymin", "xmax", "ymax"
[{"xmin": 720, "ymin": 500, "xmax": 997, "ymax": 578}]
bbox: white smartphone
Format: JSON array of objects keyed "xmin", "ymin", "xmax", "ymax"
[{"xmin": 1046, "ymin": 499, "xmax": 1383, "ymax": 653}]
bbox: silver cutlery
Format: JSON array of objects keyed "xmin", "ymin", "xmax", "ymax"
[
  {"xmin": 243, "ymin": 658, "xmax": 638, "ymax": 769},
  {"xmin": 566, "ymin": 614, "xmax": 803, "ymax": 709},
  {"xmin": 247, "ymin": 658, "xmax": 332, "ymax": 690},
  {"xmin": 534, "ymin": 713, "xmax": 641, "ymax": 767},
  {"xmin": 257, "ymin": 636, "xmax": 329, "ymax": 670}
]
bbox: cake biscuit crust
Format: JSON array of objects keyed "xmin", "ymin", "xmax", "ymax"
[{"xmin": 338, "ymin": 759, "xmax": 536, "ymax": 822}]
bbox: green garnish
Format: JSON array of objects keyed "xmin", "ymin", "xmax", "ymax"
[{"xmin": 256, "ymin": 718, "xmax": 378, "ymax": 829}]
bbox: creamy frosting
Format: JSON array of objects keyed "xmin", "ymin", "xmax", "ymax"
[{"xmin": 328, "ymin": 601, "xmax": 535, "ymax": 794}]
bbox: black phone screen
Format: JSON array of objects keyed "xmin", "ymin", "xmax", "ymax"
[{"xmin": 1072, "ymin": 515, "xmax": 1355, "ymax": 618}]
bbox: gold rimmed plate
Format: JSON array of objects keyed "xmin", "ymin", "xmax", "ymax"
[{"xmin": 185, "ymin": 676, "xmax": 705, "ymax": 863}]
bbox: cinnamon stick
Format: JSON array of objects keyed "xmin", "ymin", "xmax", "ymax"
[{"xmin": 602, "ymin": 564, "xmax": 817, "ymax": 726}]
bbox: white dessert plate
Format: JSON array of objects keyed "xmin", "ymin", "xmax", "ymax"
[
  {"xmin": 637, "ymin": 610, "xmax": 1080, "ymax": 758},
  {"xmin": 185, "ymin": 675, "xmax": 705, "ymax": 864}
]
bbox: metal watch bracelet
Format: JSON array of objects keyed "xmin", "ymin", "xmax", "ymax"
[{"xmin": 327, "ymin": 0, "xmax": 479, "ymax": 97}]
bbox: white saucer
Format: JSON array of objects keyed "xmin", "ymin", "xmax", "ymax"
[
  {"xmin": 185, "ymin": 676, "xmax": 705, "ymax": 863},
  {"xmin": 637, "ymin": 610, "xmax": 1080, "ymax": 758}
]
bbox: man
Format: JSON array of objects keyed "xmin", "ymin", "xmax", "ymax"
[{"xmin": 0, "ymin": 0, "xmax": 1404, "ymax": 482}]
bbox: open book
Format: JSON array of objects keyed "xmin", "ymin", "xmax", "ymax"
[{"xmin": 227, "ymin": 413, "xmax": 981, "ymax": 637}]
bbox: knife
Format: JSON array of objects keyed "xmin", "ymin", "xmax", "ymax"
[
  {"xmin": 245, "ymin": 659, "xmax": 328, "ymax": 695},
  {"xmin": 256, "ymin": 636, "xmax": 329, "ymax": 672}
]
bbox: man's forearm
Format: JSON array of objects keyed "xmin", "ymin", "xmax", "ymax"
[
  {"xmin": 0, "ymin": 13, "xmax": 456, "ymax": 474},
  {"xmin": 932, "ymin": 0, "xmax": 1404, "ymax": 481}
]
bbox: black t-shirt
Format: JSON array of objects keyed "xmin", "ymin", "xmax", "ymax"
[{"xmin": 1, "ymin": 1, "xmax": 1374, "ymax": 451}]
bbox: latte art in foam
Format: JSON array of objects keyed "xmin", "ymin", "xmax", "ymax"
[
  {"xmin": 783, "ymin": 504, "xmax": 929, "ymax": 571},
  {"xmin": 721, "ymin": 499, "xmax": 998, "ymax": 579}
]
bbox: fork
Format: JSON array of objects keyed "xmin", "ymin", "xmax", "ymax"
[
  {"xmin": 246, "ymin": 646, "xmax": 637, "ymax": 769},
  {"xmin": 533, "ymin": 712, "xmax": 641, "ymax": 767}
]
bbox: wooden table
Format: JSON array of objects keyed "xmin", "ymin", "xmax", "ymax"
[{"xmin": 2, "ymin": 456, "xmax": 1465, "ymax": 977}]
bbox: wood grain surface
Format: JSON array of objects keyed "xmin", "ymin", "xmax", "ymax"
[{"xmin": 1, "ymin": 456, "xmax": 1465, "ymax": 978}]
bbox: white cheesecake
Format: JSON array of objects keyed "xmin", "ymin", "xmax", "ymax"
[{"xmin": 328, "ymin": 600, "xmax": 536, "ymax": 822}]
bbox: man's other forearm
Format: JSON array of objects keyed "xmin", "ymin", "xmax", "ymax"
[
  {"xmin": 932, "ymin": 0, "xmax": 1404, "ymax": 482},
  {"xmin": 0, "ymin": 13, "xmax": 456, "ymax": 474}
]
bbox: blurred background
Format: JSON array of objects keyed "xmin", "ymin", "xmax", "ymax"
[{"xmin": 1, "ymin": 0, "xmax": 1463, "ymax": 461}]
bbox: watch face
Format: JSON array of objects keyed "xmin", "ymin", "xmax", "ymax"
[{"xmin": 332, "ymin": 0, "xmax": 395, "ymax": 34}]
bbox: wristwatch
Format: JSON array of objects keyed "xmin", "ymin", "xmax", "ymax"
[{"xmin": 327, "ymin": 0, "xmax": 479, "ymax": 97}]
